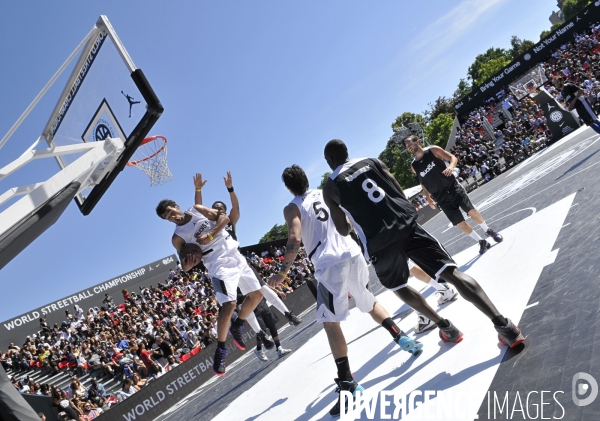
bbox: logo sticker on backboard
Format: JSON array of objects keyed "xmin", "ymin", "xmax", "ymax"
[{"xmin": 81, "ymin": 98, "xmax": 126, "ymax": 143}]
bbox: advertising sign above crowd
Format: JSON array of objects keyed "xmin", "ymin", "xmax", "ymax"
[
  {"xmin": 454, "ymin": 2, "xmax": 600, "ymax": 116},
  {"xmin": 0, "ymin": 254, "xmax": 178, "ymax": 350}
]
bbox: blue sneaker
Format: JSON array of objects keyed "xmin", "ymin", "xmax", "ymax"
[
  {"xmin": 329, "ymin": 378, "xmax": 365, "ymax": 416},
  {"xmin": 394, "ymin": 334, "xmax": 423, "ymax": 356}
]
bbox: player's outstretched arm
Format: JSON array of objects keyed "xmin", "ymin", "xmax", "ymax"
[
  {"xmin": 430, "ymin": 146, "xmax": 458, "ymax": 177},
  {"xmin": 192, "ymin": 205, "xmax": 230, "ymax": 244},
  {"xmin": 322, "ymin": 179, "xmax": 351, "ymax": 236},
  {"xmin": 193, "ymin": 173, "xmax": 207, "ymax": 206},
  {"xmin": 224, "ymin": 171, "xmax": 240, "ymax": 227},
  {"xmin": 268, "ymin": 204, "xmax": 302, "ymax": 287},
  {"xmin": 172, "ymin": 235, "xmax": 200, "ymax": 272}
]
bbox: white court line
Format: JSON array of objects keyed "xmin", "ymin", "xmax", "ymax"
[
  {"xmin": 525, "ymin": 301, "xmax": 539, "ymax": 310},
  {"xmin": 562, "ymin": 223, "xmax": 571, "ymax": 228}
]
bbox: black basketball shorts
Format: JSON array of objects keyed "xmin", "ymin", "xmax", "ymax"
[
  {"xmin": 435, "ymin": 182, "xmax": 476, "ymax": 225},
  {"xmin": 575, "ymin": 98, "xmax": 599, "ymax": 126},
  {"xmin": 371, "ymin": 224, "xmax": 457, "ymax": 290}
]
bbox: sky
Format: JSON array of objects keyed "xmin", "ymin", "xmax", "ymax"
[{"xmin": 0, "ymin": 0, "xmax": 557, "ymax": 322}]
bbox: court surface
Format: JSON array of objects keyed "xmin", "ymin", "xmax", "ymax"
[{"xmin": 156, "ymin": 126, "xmax": 600, "ymax": 421}]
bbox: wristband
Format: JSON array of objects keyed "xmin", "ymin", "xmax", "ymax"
[
  {"xmin": 207, "ymin": 233, "xmax": 214, "ymax": 241},
  {"xmin": 227, "ymin": 186, "xmax": 234, "ymax": 193},
  {"xmin": 278, "ymin": 271, "xmax": 287, "ymax": 277},
  {"xmin": 195, "ymin": 188, "xmax": 202, "ymax": 192}
]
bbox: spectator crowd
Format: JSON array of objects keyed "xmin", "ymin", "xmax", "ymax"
[
  {"xmin": 1, "ymin": 243, "xmax": 312, "ymax": 420},
  {"xmin": 451, "ymin": 21, "xmax": 600, "ymax": 185}
]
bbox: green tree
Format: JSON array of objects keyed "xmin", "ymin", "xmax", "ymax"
[
  {"xmin": 391, "ymin": 112, "xmax": 427, "ymax": 131},
  {"xmin": 259, "ymin": 223, "xmax": 288, "ymax": 243},
  {"xmin": 318, "ymin": 172, "xmax": 331, "ymax": 189},
  {"xmin": 424, "ymin": 113, "xmax": 454, "ymax": 149},
  {"xmin": 562, "ymin": 0, "xmax": 591, "ymax": 20},
  {"xmin": 378, "ymin": 139, "xmax": 417, "ymax": 189},
  {"xmin": 540, "ymin": 22, "xmax": 563, "ymax": 40},
  {"xmin": 453, "ymin": 79, "xmax": 472, "ymax": 100},
  {"xmin": 467, "ymin": 47, "xmax": 509, "ymax": 83},
  {"xmin": 424, "ymin": 96, "xmax": 454, "ymax": 123},
  {"xmin": 475, "ymin": 56, "xmax": 512, "ymax": 86},
  {"xmin": 508, "ymin": 36, "xmax": 535, "ymax": 60}
]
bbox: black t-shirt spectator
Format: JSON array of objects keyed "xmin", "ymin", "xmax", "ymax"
[
  {"xmin": 561, "ymin": 83, "xmax": 582, "ymax": 107},
  {"xmin": 159, "ymin": 341, "xmax": 174, "ymax": 358}
]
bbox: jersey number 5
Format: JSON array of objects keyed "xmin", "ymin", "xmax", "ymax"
[
  {"xmin": 362, "ymin": 179, "xmax": 385, "ymax": 203},
  {"xmin": 313, "ymin": 202, "xmax": 329, "ymax": 222}
]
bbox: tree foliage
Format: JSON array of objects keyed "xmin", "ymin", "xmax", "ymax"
[
  {"xmin": 562, "ymin": 0, "xmax": 591, "ymax": 20},
  {"xmin": 467, "ymin": 47, "xmax": 509, "ymax": 83},
  {"xmin": 508, "ymin": 36, "xmax": 535, "ymax": 60},
  {"xmin": 318, "ymin": 172, "xmax": 331, "ymax": 189},
  {"xmin": 423, "ymin": 96, "xmax": 455, "ymax": 123},
  {"xmin": 540, "ymin": 22, "xmax": 563, "ymax": 40},
  {"xmin": 378, "ymin": 140, "xmax": 417, "ymax": 189},
  {"xmin": 475, "ymin": 56, "xmax": 512, "ymax": 86},
  {"xmin": 453, "ymin": 79, "xmax": 472, "ymax": 100},
  {"xmin": 424, "ymin": 113, "xmax": 454, "ymax": 148},
  {"xmin": 259, "ymin": 223, "xmax": 288, "ymax": 243},
  {"xmin": 391, "ymin": 112, "xmax": 428, "ymax": 131}
]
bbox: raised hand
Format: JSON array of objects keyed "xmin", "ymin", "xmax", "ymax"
[
  {"xmin": 193, "ymin": 173, "xmax": 208, "ymax": 190},
  {"xmin": 223, "ymin": 171, "xmax": 233, "ymax": 189}
]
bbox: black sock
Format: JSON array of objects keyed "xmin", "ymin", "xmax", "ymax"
[
  {"xmin": 381, "ymin": 317, "xmax": 403, "ymax": 338},
  {"xmin": 217, "ymin": 341, "xmax": 226, "ymax": 350},
  {"xmin": 437, "ymin": 319, "xmax": 450, "ymax": 328},
  {"xmin": 335, "ymin": 357, "xmax": 353, "ymax": 382},
  {"xmin": 256, "ymin": 341, "xmax": 262, "ymax": 351},
  {"xmin": 491, "ymin": 315, "xmax": 508, "ymax": 327},
  {"xmin": 274, "ymin": 339, "xmax": 281, "ymax": 348},
  {"xmin": 233, "ymin": 317, "xmax": 245, "ymax": 326}
]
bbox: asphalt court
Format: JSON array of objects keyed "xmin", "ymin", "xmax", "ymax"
[{"xmin": 155, "ymin": 126, "xmax": 600, "ymax": 421}]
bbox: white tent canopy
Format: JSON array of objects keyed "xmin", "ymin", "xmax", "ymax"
[{"xmin": 403, "ymin": 184, "xmax": 422, "ymax": 199}]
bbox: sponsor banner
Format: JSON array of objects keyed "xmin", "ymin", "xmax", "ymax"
[
  {"xmin": 0, "ymin": 255, "xmax": 178, "ymax": 350},
  {"xmin": 533, "ymin": 89, "xmax": 581, "ymax": 141},
  {"xmin": 455, "ymin": 2, "xmax": 600, "ymax": 116},
  {"xmin": 95, "ymin": 283, "xmax": 317, "ymax": 421}
]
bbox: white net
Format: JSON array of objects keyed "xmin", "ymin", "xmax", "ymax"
[{"xmin": 126, "ymin": 135, "xmax": 173, "ymax": 186}]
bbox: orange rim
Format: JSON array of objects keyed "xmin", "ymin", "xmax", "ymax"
[{"xmin": 126, "ymin": 135, "xmax": 167, "ymax": 166}]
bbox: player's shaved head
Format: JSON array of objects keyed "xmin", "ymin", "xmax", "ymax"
[
  {"xmin": 212, "ymin": 201, "xmax": 227, "ymax": 212},
  {"xmin": 324, "ymin": 139, "xmax": 349, "ymax": 170},
  {"xmin": 282, "ymin": 165, "xmax": 309, "ymax": 196}
]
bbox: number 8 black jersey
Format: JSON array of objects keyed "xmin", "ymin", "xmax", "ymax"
[{"xmin": 329, "ymin": 158, "xmax": 417, "ymax": 258}]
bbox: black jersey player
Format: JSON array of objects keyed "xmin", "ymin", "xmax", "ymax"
[
  {"xmin": 553, "ymin": 76, "xmax": 600, "ymax": 134},
  {"xmin": 322, "ymin": 139, "xmax": 525, "ymax": 348},
  {"xmin": 406, "ymin": 135, "xmax": 503, "ymax": 255}
]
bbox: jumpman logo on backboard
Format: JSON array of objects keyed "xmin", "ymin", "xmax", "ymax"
[{"xmin": 121, "ymin": 91, "xmax": 141, "ymax": 118}]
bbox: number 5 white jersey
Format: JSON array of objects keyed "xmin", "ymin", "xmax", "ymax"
[{"xmin": 290, "ymin": 189, "xmax": 360, "ymax": 272}]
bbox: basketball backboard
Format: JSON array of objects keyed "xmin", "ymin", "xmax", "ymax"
[
  {"xmin": 509, "ymin": 64, "xmax": 548, "ymax": 101},
  {"xmin": 41, "ymin": 15, "xmax": 163, "ymax": 214}
]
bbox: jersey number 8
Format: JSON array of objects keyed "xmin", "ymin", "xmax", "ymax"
[{"xmin": 362, "ymin": 179, "xmax": 386, "ymax": 203}]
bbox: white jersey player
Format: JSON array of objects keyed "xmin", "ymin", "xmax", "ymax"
[
  {"xmin": 156, "ymin": 200, "xmax": 262, "ymax": 377},
  {"xmin": 269, "ymin": 165, "xmax": 422, "ymax": 416}
]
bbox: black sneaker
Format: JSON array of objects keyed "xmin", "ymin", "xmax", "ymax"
[
  {"xmin": 478, "ymin": 240, "xmax": 491, "ymax": 255},
  {"xmin": 229, "ymin": 321, "xmax": 246, "ymax": 350},
  {"xmin": 329, "ymin": 378, "xmax": 365, "ymax": 416},
  {"xmin": 486, "ymin": 228, "xmax": 503, "ymax": 243},
  {"xmin": 438, "ymin": 319, "xmax": 464, "ymax": 343},
  {"xmin": 495, "ymin": 319, "xmax": 526, "ymax": 348},
  {"xmin": 257, "ymin": 330, "xmax": 275, "ymax": 350},
  {"xmin": 212, "ymin": 347, "xmax": 228, "ymax": 377},
  {"xmin": 285, "ymin": 311, "xmax": 302, "ymax": 326}
]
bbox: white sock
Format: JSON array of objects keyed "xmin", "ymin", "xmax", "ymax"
[
  {"xmin": 479, "ymin": 222, "xmax": 489, "ymax": 232},
  {"xmin": 427, "ymin": 278, "xmax": 447, "ymax": 291},
  {"xmin": 261, "ymin": 285, "xmax": 289, "ymax": 314},
  {"xmin": 246, "ymin": 312, "xmax": 261, "ymax": 333},
  {"xmin": 468, "ymin": 230, "xmax": 482, "ymax": 241}
]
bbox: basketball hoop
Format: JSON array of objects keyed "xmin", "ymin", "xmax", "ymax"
[{"xmin": 126, "ymin": 135, "xmax": 173, "ymax": 186}]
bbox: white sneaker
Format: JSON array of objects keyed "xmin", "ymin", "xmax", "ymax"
[
  {"xmin": 276, "ymin": 346, "xmax": 292, "ymax": 359},
  {"xmin": 254, "ymin": 348, "xmax": 268, "ymax": 362},
  {"xmin": 414, "ymin": 313, "xmax": 436, "ymax": 334},
  {"xmin": 436, "ymin": 285, "xmax": 459, "ymax": 305}
]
